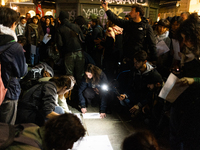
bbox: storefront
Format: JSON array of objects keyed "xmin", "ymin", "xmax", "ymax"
[{"xmin": 56, "ymin": 0, "xmax": 159, "ymax": 25}]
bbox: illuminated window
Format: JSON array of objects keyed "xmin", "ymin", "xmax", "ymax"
[{"xmin": 45, "ymin": 11, "xmax": 53, "ymax": 16}]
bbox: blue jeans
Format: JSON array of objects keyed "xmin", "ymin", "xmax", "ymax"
[
  {"xmin": 54, "ymin": 106, "xmax": 65, "ymax": 114},
  {"xmin": 30, "ymin": 46, "xmax": 40, "ymax": 66}
]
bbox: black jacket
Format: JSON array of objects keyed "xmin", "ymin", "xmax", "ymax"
[
  {"xmin": 56, "ymin": 19, "xmax": 84, "ymax": 55},
  {"xmin": 106, "ymin": 10, "xmax": 157, "ymax": 61},
  {"xmin": 17, "ymin": 82, "xmax": 57, "ymax": 126},
  {"xmin": 79, "ymin": 72, "xmax": 108, "ymax": 112},
  {"xmin": 118, "ymin": 63, "xmax": 162, "ymax": 107},
  {"xmin": 0, "ymin": 35, "xmax": 27, "ymax": 100}
]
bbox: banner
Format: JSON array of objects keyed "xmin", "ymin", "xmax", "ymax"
[{"xmin": 36, "ymin": 4, "xmax": 44, "ymax": 17}]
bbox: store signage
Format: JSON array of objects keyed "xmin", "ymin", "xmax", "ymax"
[{"xmin": 90, "ymin": 0, "xmax": 146, "ymax": 4}]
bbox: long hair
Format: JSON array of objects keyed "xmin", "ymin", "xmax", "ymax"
[
  {"xmin": 85, "ymin": 64, "xmax": 102, "ymax": 85},
  {"xmin": 49, "ymin": 75, "xmax": 75, "ymax": 90},
  {"xmin": 176, "ymin": 13, "xmax": 200, "ymax": 58}
]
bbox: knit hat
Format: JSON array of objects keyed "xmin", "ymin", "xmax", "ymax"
[
  {"xmin": 89, "ymin": 14, "xmax": 98, "ymax": 20},
  {"xmin": 146, "ymin": 70, "xmax": 163, "ymax": 85},
  {"xmin": 59, "ymin": 11, "xmax": 69, "ymax": 21}
]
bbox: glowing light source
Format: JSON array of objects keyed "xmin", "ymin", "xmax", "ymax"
[
  {"xmin": 28, "ymin": 10, "xmax": 36, "ymax": 17},
  {"xmin": 45, "ymin": 11, "xmax": 53, "ymax": 16},
  {"xmin": 2, "ymin": 0, "xmax": 5, "ymax": 6}
]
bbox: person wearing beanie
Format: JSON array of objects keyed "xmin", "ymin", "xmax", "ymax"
[{"xmin": 55, "ymin": 11, "xmax": 85, "ymax": 85}]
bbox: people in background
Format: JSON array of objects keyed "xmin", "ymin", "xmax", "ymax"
[
  {"xmin": 15, "ymin": 16, "xmax": 26, "ymax": 36},
  {"xmin": 26, "ymin": 16, "xmax": 44, "ymax": 66}
]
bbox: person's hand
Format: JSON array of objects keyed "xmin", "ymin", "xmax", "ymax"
[
  {"xmin": 101, "ymin": 1, "xmax": 109, "ymax": 11},
  {"xmin": 100, "ymin": 113, "xmax": 106, "ymax": 118},
  {"xmin": 129, "ymin": 105, "xmax": 139, "ymax": 114},
  {"xmin": 177, "ymin": 77, "xmax": 194, "ymax": 86},
  {"xmin": 93, "ymin": 88, "xmax": 99, "ymax": 94},
  {"xmin": 81, "ymin": 108, "xmax": 87, "ymax": 114},
  {"xmin": 94, "ymin": 38, "xmax": 102, "ymax": 45},
  {"xmin": 117, "ymin": 94, "xmax": 126, "ymax": 101}
]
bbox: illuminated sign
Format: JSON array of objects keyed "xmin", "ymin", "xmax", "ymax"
[{"xmin": 90, "ymin": 0, "xmax": 147, "ymax": 5}]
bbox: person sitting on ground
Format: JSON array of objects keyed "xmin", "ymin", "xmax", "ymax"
[
  {"xmin": 117, "ymin": 50, "xmax": 162, "ymax": 117},
  {"xmin": 79, "ymin": 64, "xmax": 108, "ymax": 118},
  {"xmin": 6, "ymin": 113, "xmax": 86, "ymax": 150},
  {"xmin": 16, "ymin": 75, "xmax": 75, "ymax": 126},
  {"xmin": 122, "ymin": 130, "xmax": 159, "ymax": 150}
]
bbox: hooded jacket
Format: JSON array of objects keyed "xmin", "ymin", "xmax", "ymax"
[
  {"xmin": 56, "ymin": 19, "xmax": 84, "ymax": 55},
  {"xmin": 106, "ymin": 10, "xmax": 157, "ymax": 61},
  {"xmin": 118, "ymin": 62, "xmax": 162, "ymax": 107},
  {"xmin": 0, "ymin": 26, "xmax": 27, "ymax": 100}
]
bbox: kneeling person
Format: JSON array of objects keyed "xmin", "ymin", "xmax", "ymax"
[
  {"xmin": 16, "ymin": 75, "xmax": 75, "ymax": 126},
  {"xmin": 79, "ymin": 64, "xmax": 108, "ymax": 118}
]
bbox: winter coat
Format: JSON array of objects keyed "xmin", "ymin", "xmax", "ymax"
[
  {"xmin": 17, "ymin": 82, "xmax": 57, "ymax": 126},
  {"xmin": 27, "ymin": 23, "xmax": 44, "ymax": 46},
  {"xmin": 106, "ymin": 10, "xmax": 157, "ymax": 61},
  {"xmin": 0, "ymin": 33, "xmax": 27, "ymax": 100},
  {"xmin": 118, "ymin": 62, "xmax": 162, "ymax": 107},
  {"xmin": 56, "ymin": 19, "xmax": 83, "ymax": 55},
  {"xmin": 79, "ymin": 71, "xmax": 108, "ymax": 112}
]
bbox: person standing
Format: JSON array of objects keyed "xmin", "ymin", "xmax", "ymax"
[
  {"xmin": 101, "ymin": 1, "xmax": 157, "ymax": 65},
  {"xmin": 56, "ymin": 11, "xmax": 85, "ymax": 85},
  {"xmin": 26, "ymin": 16, "xmax": 44, "ymax": 66},
  {"xmin": 0, "ymin": 7, "xmax": 27, "ymax": 125}
]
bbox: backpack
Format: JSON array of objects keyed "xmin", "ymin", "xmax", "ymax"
[
  {"xmin": 0, "ymin": 123, "xmax": 43, "ymax": 150},
  {"xmin": 0, "ymin": 47, "xmax": 12, "ymax": 105},
  {"xmin": 27, "ymin": 62, "xmax": 54, "ymax": 79}
]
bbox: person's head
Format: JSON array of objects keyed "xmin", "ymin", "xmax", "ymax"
[
  {"xmin": 49, "ymin": 16, "xmax": 55, "ymax": 24},
  {"xmin": 181, "ymin": 12, "xmax": 190, "ymax": 21},
  {"xmin": 36, "ymin": 13, "xmax": 41, "ymax": 20},
  {"xmin": 130, "ymin": 4, "xmax": 144, "ymax": 20},
  {"xmin": 32, "ymin": 16, "xmax": 38, "ymax": 24},
  {"xmin": 90, "ymin": 14, "xmax": 101, "ymax": 27},
  {"xmin": 45, "ymin": 17, "xmax": 51, "ymax": 26},
  {"xmin": 49, "ymin": 75, "xmax": 76, "ymax": 95},
  {"xmin": 106, "ymin": 15, "xmax": 117, "ymax": 28},
  {"xmin": 176, "ymin": 13, "xmax": 200, "ymax": 56},
  {"xmin": 44, "ymin": 113, "xmax": 86, "ymax": 150},
  {"xmin": 122, "ymin": 130, "xmax": 159, "ymax": 150},
  {"xmin": 146, "ymin": 72, "xmax": 163, "ymax": 91},
  {"xmin": 20, "ymin": 17, "xmax": 26, "ymax": 25},
  {"xmin": 17, "ymin": 35, "xmax": 26, "ymax": 46},
  {"xmin": 59, "ymin": 11, "xmax": 69, "ymax": 23},
  {"xmin": 133, "ymin": 50, "xmax": 148, "ymax": 71},
  {"xmin": 85, "ymin": 64, "xmax": 102, "ymax": 84},
  {"xmin": 26, "ymin": 13, "xmax": 31, "ymax": 19},
  {"xmin": 0, "ymin": 7, "xmax": 19, "ymax": 31},
  {"xmin": 156, "ymin": 19, "xmax": 170, "ymax": 35},
  {"xmin": 74, "ymin": 15, "xmax": 87, "ymax": 26},
  {"xmin": 170, "ymin": 16, "xmax": 182, "ymax": 34}
]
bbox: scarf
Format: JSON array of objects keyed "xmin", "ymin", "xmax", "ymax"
[
  {"xmin": 17, "ymin": 22, "xmax": 26, "ymax": 36},
  {"xmin": 0, "ymin": 24, "xmax": 18, "ymax": 41},
  {"xmin": 106, "ymin": 25, "xmax": 123, "ymax": 42},
  {"xmin": 29, "ymin": 23, "xmax": 39, "ymax": 44},
  {"xmin": 155, "ymin": 31, "xmax": 169, "ymax": 44}
]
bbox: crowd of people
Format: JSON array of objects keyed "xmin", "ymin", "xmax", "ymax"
[{"xmin": 0, "ymin": 0, "xmax": 200, "ymax": 149}]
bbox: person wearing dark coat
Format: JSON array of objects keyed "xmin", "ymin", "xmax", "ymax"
[
  {"xmin": 16, "ymin": 76, "xmax": 75, "ymax": 126},
  {"xmin": 56, "ymin": 11, "xmax": 85, "ymax": 85},
  {"xmin": 79, "ymin": 64, "xmax": 108, "ymax": 118},
  {"xmin": 101, "ymin": 2, "xmax": 157, "ymax": 64},
  {"xmin": 117, "ymin": 50, "xmax": 162, "ymax": 117},
  {"xmin": 26, "ymin": 16, "xmax": 44, "ymax": 66},
  {"xmin": 0, "ymin": 7, "xmax": 27, "ymax": 125}
]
